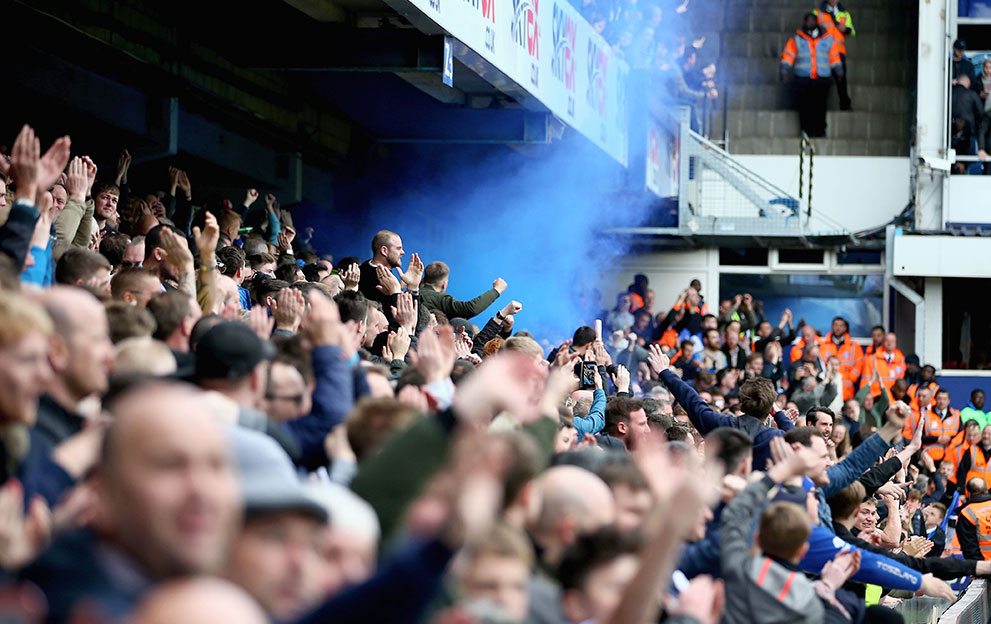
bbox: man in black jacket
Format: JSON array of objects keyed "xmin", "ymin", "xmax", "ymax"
[
  {"xmin": 35, "ymin": 288, "xmax": 115, "ymax": 447},
  {"xmin": 956, "ymin": 478, "xmax": 991, "ymax": 560},
  {"xmin": 829, "ymin": 480, "xmax": 991, "ymax": 579},
  {"xmin": 953, "ymin": 74, "xmax": 985, "ymax": 139},
  {"xmin": 357, "ymin": 230, "xmax": 422, "ymax": 308}
]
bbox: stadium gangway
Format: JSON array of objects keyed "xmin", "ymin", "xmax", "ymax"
[{"xmin": 676, "ymin": 107, "xmax": 836, "ymax": 238}]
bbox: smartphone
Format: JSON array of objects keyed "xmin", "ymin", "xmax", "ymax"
[
  {"xmin": 238, "ymin": 226, "xmax": 254, "ymax": 234},
  {"xmin": 573, "ymin": 361, "xmax": 597, "ymax": 389}
]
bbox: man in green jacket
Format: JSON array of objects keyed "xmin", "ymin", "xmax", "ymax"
[
  {"xmin": 962, "ymin": 389, "xmax": 989, "ymax": 430},
  {"xmin": 419, "ymin": 261, "xmax": 507, "ymax": 320}
]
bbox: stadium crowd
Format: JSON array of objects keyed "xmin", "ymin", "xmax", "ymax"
[{"xmin": 2, "ymin": 123, "xmax": 991, "ymax": 624}]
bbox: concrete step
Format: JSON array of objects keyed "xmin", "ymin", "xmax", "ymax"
[
  {"xmin": 719, "ymin": 32, "xmax": 913, "ymax": 60},
  {"xmin": 712, "ymin": 109, "xmax": 909, "ymax": 142},
  {"xmin": 718, "ymin": 57, "xmax": 911, "ymax": 86},
  {"xmin": 721, "ymin": 84, "xmax": 910, "ymax": 113},
  {"xmin": 726, "ymin": 135, "xmax": 906, "ymax": 156}
]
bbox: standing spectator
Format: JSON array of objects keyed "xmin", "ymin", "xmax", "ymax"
[
  {"xmin": 721, "ymin": 444, "xmax": 859, "ymax": 624},
  {"xmin": 859, "ymin": 332, "xmax": 905, "ymax": 401},
  {"xmin": 357, "ymin": 230, "xmax": 421, "ymax": 308},
  {"xmin": 790, "ymin": 324, "xmax": 822, "ymax": 364},
  {"xmin": 906, "ymin": 364, "xmax": 939, "ymax": 409},
  {"xmin": 962, "ymin": 389, "xmax": 989, "ymax": 430},
  {"xmin": 671, "ymin": 339, "xmax": 701, "ymax": 382},
  {"xmin": 753, "ymin": 308, "xmax": 796, "ymax": 356},
  {"xmin": 780, "ymin": 13, "xmax": 843, "ymax": 137},
  {"xmin": 23, "ymin": 382, "xmax": 243, "ymax": 621},
  {"xmin": 953, "ymin": 73, "xmax": 985, "ymax": 138},
  {"xmin": 819, "ymin": 316, "xmax": 863, "ymax": 401},
  {"xmin": 700, "ymin": 328, "xmax": 728, "ymax": 372},
  {"xmin": 923, "ymin": 503, "xmax": 947, "ymax": 558},
  {"xmin": 975, "ymin": 58, "xmax": 991, "ymax": 106},
  {"xmin": 815, "ymin": 0, "xmax": 855, "ymax": 110},
  {"xmin": 955, "ymin": 478, "xmax": 991, "ymax": 560},
  {"xmin": 953, "ymin": 39, "xmax": 976, "ymax": 85},
  {"xmin": 720, "ymin": 321, "xmax": 748, "ymax": 370},
  {"xmin": 864, "ymin": 325, "xmax": 885, "ymax": 358},
  {"xmin": 419, "ymin": 261, "xmax": 506, "ymax": 320},
  {"xmin": 223, "ymin": 429, "xmax": 329, "ymax": 621},
  {"xmin": 147, "ymin": 290, "xmax": 202, "ymax": 374},
  {"xmin": 36, "ymin": 288, "xmax": 115, "ymax": 447},
  {"xmin": 606, "ymin": 292, "xmax": 635, "ymax": 333},
  {"xmin": 919, "ymin": 389, "xmax": 962, "ymax": 463},
  {"xmin": 955, "ymin": 425, "xmax": 991, "ymax": 495},
  {"xmin": 601, "ymin": 397, "xmax": 650, "ymax": 451}
]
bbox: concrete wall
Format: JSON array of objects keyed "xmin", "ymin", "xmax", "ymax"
[{"xmin": 734, "ymin": 155, "xmax": 911, "ymax": 234}]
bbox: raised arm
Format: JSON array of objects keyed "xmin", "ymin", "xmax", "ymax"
[
  {"xmin": 650, "ymin": 345, "xmax": 731, "ymax": 434},
  {"xmin": 443, "ymin": 278, "xmax": 504, "ymax": 319},
  {"xmin": 821, "ymin": 404, "xmax": 907, "ymax": 498}
]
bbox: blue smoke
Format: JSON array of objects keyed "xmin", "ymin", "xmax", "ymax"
[{"xmin": 298, "ymin": 134, "xmax": 655, "ymax": 351}]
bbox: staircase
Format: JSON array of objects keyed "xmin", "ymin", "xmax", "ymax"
[{"xmin": 703, "ymin": 0, "xmax": 915, "ymax": 155}]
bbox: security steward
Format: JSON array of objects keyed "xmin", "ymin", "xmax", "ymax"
[
  {"xmin": 956, "ymin": 477, "xmax": 991, "ymax": 560},
  {"xmin": 781, "ymin": 13, "xmax": 844, "ymax": 137},
  {"xmin": 814, "ymin": 0, "xmax": 855, "ymax": 110},
  {"xmin": 957, "ymin": 425, "xmax": 991, "ymax": 498}
]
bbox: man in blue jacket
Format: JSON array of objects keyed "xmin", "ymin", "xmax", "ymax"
[{"xmin": 648, "ymin": 344, "xmax": 794, "ymax": 470}]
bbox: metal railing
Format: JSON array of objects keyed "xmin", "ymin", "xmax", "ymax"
[
  {"xmin": 676, "ymin": 107, "xmax": 806, "ymax": 236},
  {"xmin": 938, "ymin": 579, "xmax": 990, "ymax": 623},
  {"xmin": 800, "ymin": 132, "xmax": 815, "ymax": 217}
]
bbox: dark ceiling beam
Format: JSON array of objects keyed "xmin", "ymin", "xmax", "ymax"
[
  {"xmin": 376, "ymin": 110, "xmax": 550, "ymax": 144},
  {"xmin": 239, "ymin": 27, "xmax": 443, "ymax": 73}
]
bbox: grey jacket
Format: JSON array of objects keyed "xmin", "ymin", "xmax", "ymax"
[{"xmin": 721, "ymin": 475, "xmax": 826, "ymax": 624}]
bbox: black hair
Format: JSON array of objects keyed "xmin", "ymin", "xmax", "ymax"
[
  {"xmin": 558, "ymin": 527, "xmax": 641, "ymax": 591},
  {"xmin": 573, "ymin": 326, "xmax": 596, "ymax": 348},
  {"xmin": 705, "ymin": 427, "xmax": 754, "ymax": 474},
  {"xmin": 334, "ymin": 290, "xmax": 368, "ymax": 325},
  {"xmin": 806, "ymin": 406, "xmax": 834, "ymax": 426}
]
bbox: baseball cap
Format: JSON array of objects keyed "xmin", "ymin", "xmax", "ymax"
[
  {"xmin": 449, "ymin": 317, "xmax": 476, "ymax": 339},
  {"xmin": 954, "ymin": 38, "xmax": 967, "ymax": 50},
  {"xmin": 195, "ymin": 321, "xmax": 276, "ymax": 380},
  {"xmin": 230, "ymin": 426, "xmax": 327, "ymax": 521}
]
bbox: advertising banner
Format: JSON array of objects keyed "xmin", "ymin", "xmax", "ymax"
[
  {"xmin": 646, "ymin": 116, "xmax": 678, "ymax": 198},
  {"xmin": 403, "ymin": 0, "xmax": 628, "ymax": 165}
]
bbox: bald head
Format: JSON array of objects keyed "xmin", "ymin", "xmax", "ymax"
[
  {"xmin": 968, "ymin": 477, "xmax": 988, "ymax": 497},
  {"xmin": 214, "ymin": 275, "xmax": 241, "ymax": 315},
  {"xmin": 133, "ymin": 577, "xmax": 267, "ymax": 624},
  {"xmin": 39, "ymin": 286, "xmax": 114, "ymax": 399},
  {"xmin": 95, "ymin": 382, "xmax": 241, "ymax": 579},
  {"xmin": 535, "ymin": 465, "xmax": 615, "ymax": 535},
  {"xmin": 40, "ymin": 286, "xmax": 104, "ymax": 338}
]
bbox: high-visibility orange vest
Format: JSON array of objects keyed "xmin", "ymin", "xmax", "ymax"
[
  {"xmin": 902, "ymin": 408, "xmax": 920, "ymax": 442},
  {"xmin": 658, "ymin": 327, "xmax": 679, "ymax": 351},
  {"xmin": 780, "ymin": 30, "xmax": 843, "ymax": 80},
  {"xmin": 958, "ymin": 499, "xmax": 991, "ymax": 560},
  {"xmin": 945, "ymin": 430, "xmax": 975, "ymax": 476},
  {"xmin": 908, "ymin": 381, "xmax": 940, "ymax": 411},
  {"xmin": 859, "ymin": 348, "xmax": 905, "ymax": 401},
  {"xmin": 814, "ymin": 8, "xmax": 848, "ymax": 55},
  {"xmin": 921, "ymin": 408, "xmax": 962, "ymax": 461},
  {"xmin": 966, "ymin": 446, "xmax": 991, "ymax": 493},
  {"xmin": 947, "ymin": 530, "xmax": 963, "ymax": 557},
  {"xmin": 789, "ymin": 336, "xmax": 824, "ymax": 364},
  {"xmin": 820, "ymin": 333, "xmax": 864, "ymax": 401},
  {"xmin": 672, "ymin": 301, "xmax": 708, "ymax": 316}
]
